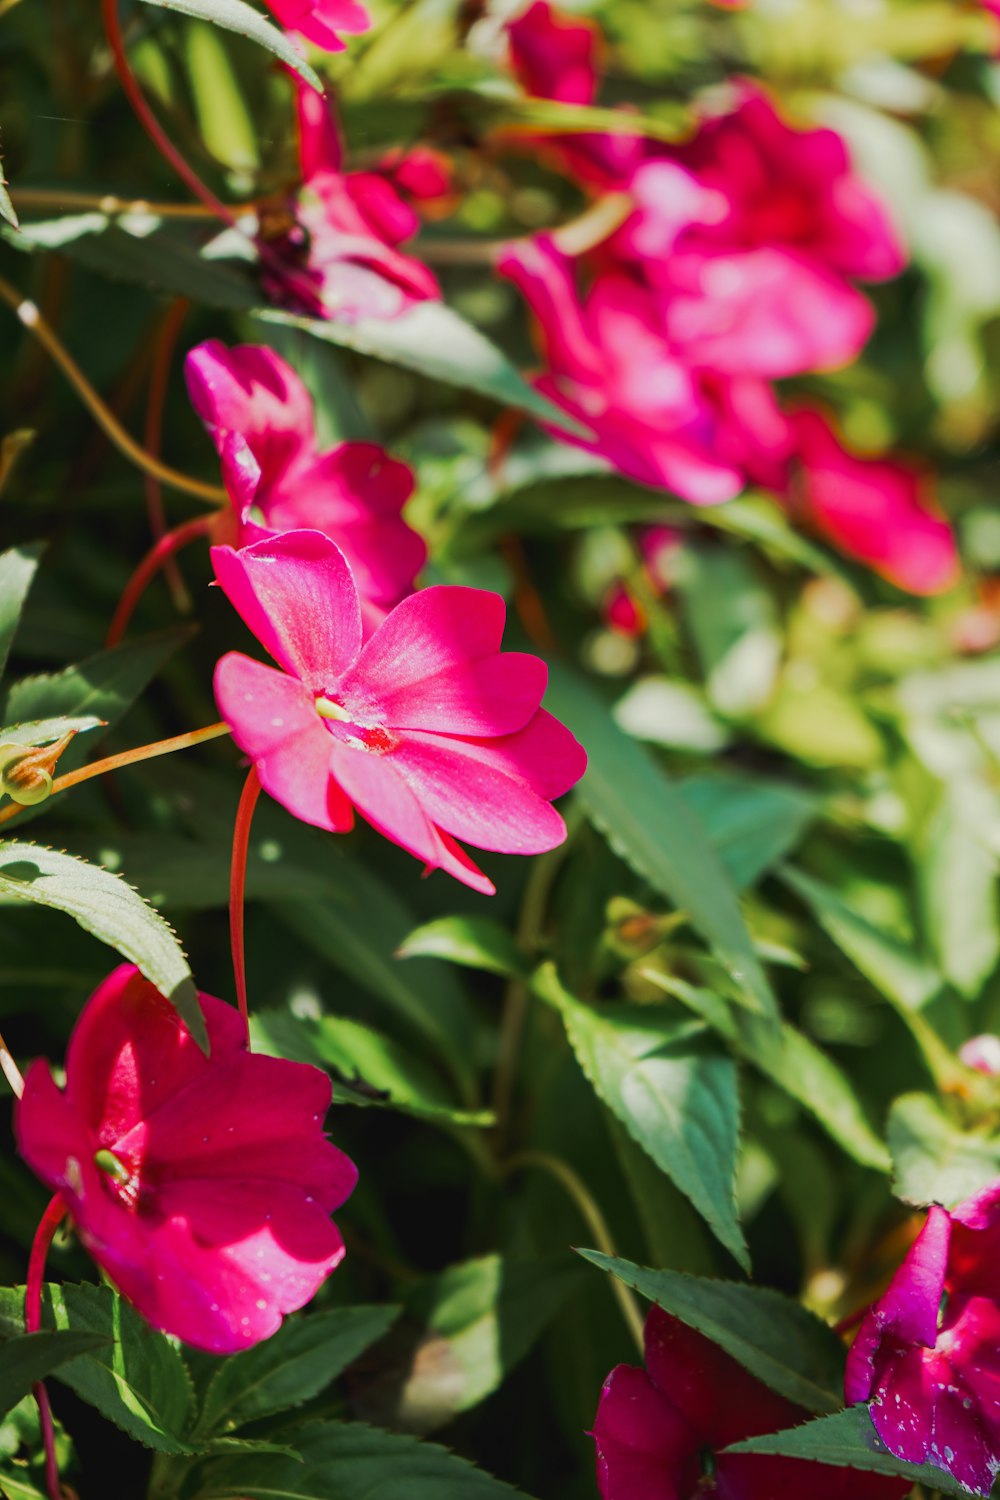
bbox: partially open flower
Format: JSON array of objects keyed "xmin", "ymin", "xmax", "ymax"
[{"xmin": 15, "ymin": 965, "xmax": 357, "ymax": 1354}]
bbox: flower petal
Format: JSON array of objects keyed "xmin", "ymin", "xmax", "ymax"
[{"xmin": 592, "ymin": 1363, "xmax": 698, "ymax": 1500}]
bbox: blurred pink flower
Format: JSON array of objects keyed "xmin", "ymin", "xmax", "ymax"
[
  {"xmin": 186, "ymin": 340, "xmax": 425, "ymax": 623},
  {"xmin": 596, "ymin": 1305, "xmax": 909, "ymax": 1500},
  {"xmin": 264, "ymin": 0, "xmax": 369, "ymax": 51},
  {"xmin": 212, "ymin": 529, "xmax": 586, "ymax": 894},
  {"xmin": 263, "ymin": 80, "xmax": 440, "ymax": 320},
  {"xmin": 960, "ymin": 1035, "xmax": 1000, "ymax": 1074},
  {"xmin": 498, "ymin": 236, "xmax": 743, "ymax": 504},
  {"xmin": 621, "ymin": 86, "xmax": 906, "ymax": 379},
  {"xmin": 602, "ymin": 526, "xmax": 681, "ymax": 637},
  {"xmin": 15, "ymin": 965, "xmax": 356, "ymax": 1354},
  {"xmin": 846, "ymin": 1183, "xmax": 1000, "ymax": 1495},
  {"xmin": 787, "ymin": 408, "xmax": 959, "ymax": 595}
]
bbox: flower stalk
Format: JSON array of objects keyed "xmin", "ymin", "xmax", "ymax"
[{"xmin": 229, "ymin": 765, "xmax": 262, "ymax": 1044}]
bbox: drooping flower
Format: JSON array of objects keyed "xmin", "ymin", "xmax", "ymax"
[
  {"xmin": 14, "ymin": 965, "xmax": 357, "ymax": 1354},
  {"xmin": 498, "ymin": 236, "xmax": 744, "ymax": 505},
  {"xmin": 262, "ymin": 78, "xmax": 440, "ymax": 321},
  {"xmin": 786, "ymin": 408, "xmax": 959, "ymax": 596},
  {"xmin": 845, "ymin": 1182, "xmax": 1000, "ymax": 1495},
  {"xmin": 262, "ymin": 0, "xmax": 369, "ymax": 51},
  {"xmin": 212, "ymin": 529, "xmax": 587, "ymax": 894},
  {"xmin": 596, "ymin": 1305, "xmax": 910, "ymax": 1500},
  {"xmin": 185, "ymin": 340, "xmax": 425, "ymax": 622}
]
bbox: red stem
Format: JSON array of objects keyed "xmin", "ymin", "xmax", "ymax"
[
  {"xmin": 833, "ymin": 1302, "xmax": 869, "ymax": 1337},
  {"xmin": 27, "ymin": 1195, "xmax": 69, "ymax": 1500},
  {"xmin": 230, "ymin": 765, "xmax": 262, "ymax": 1044},
  {"xmin": 105, "ymin": 513, "xmax": 215, "ymax": 648},
  {"xmin": 145, "ymin": 298, "xmax": 192, "ymax": 612}
]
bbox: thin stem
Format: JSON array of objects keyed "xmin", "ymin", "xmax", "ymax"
[
  {"xmin": 12, "ymin": 187, "xmax": 222, "ymax": 219},
  {"xmin": 105, "ymin": 514, "xmax": 215, "ymax": 648},
  {"xmin": 145, "ymin": 299, "xmax": 194, "ymax": 613},
  {"xmin": 27, "ymin": 1195, "xmax": 68, "ymax": 1500},
  {"xmin": 230, "ymin": 765, "xmax": 262, "ymax": 1044},
  {"xmin": 501, "ymin": 1150, "xmax": 644, "ymax": 1353},
  {"xmin": 833, "ymin": 1302, "xmax": 869, "ymax": 1338},
  {"xmin": 0, "ymin": 1029, "xmax": 24, "ymax": 1098},
  {"xmin": 0, "ymin": 274, "xmax": 227, "ymax": 505},
  {"xmin": 418, "ymin": 192, "xmax": 633, "ymax": 266},
  {"xmin": 0, "ymin": 722, "xmax": 232, "ymax": 829}
]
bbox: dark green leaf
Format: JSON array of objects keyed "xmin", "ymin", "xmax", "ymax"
[
  {"xmin": 0, "ymin": 1332, "xmax": 109, "ymax": 1419},
  {"xmin": 725, "ymin": 1406, "xmax": 975, "ymax": 1498},
  {"xmin": 677, "ymin": 775, "xmax": 816, "ymax": 891},
  {"xmin": 195, "ymin": 1307, "xmax": 400, "ymax": 1436},
  {"xmin": 0, "ymin": 841, "xmax": 202, "ymax": 1048},
  {"xmin": 544, "ymin": 663, "xmax": 775, "ymax": 1017},
  {"xmin": 535, "ymin": 966, "xmax": 747, "ymax": 1267},
  {"xmin": 136, "ymin": 0, "xmax": 322, "ymax": 90},
  {"xmin": 0, "ymin": 545, "xmax": 43, "ymax": 682},
  {"xmin": 888, "ymin": 1091, "xmax": 1000, "ymax": 1208},
  {"xmin": 580, "ymin": 1253, "xmax": 845, "ymax": 1414},
  {"xmin": 397, "ymin": 917, "xmax": 525, "ymax": 977}
]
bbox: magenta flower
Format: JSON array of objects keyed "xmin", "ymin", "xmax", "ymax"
[
  {"xmin": 959, "ymin": 1035, "xmax": 1000, "ymax": 1074},
  {"xmin": 845, "ymin": 1183, "xmax": 1000, "ymax": 1495},
  {"xmin": 623, "ymin": 85, "xmax": 906, "ymax": 379},
  {"xmin": 498, "ymin": 236, "xmax": 744, "ymax": 505},
  {"xmin": 14, "ymin": 965, "xmax": 356, "ymax": 1354},
  {"xmin": 787, "ymin": 408, "xmax": 959, "ymax": 595},
  {"xmin": 212, "ymin": 529, "xmax": 586, "ymax": 894},
  {"xmin": 263, "ymin": 0, "xmax": 368, "ymax": 51},
  {"xmin": 263, "ymin": 79, "xmax": 440, "ymax": 321},
  {"xmin": 595, "ymin": 1305, "xmax": 909, "ymax": 1500},
  {"xmin": 185, "ymin": 340, "xmax": 425, "ymax": 622}
]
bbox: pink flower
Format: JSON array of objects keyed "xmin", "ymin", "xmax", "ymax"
[
  {"xmin": 595, "ymin": 1305, "xmax": 909, "ymax": 1500},
  {"xmin": 263, "ymin": 79, "xmax": 440, "ymax": 320},
  {"xmin": 212, "ymin": 529, "xmax": 586, "ymax": 895},
  {"xmin": 787, "ymin": 408, "xmax": 959, "ymax": 595},
  {"xmin": 602, "ymin": 526, "xmax": 681, "ymax": 638},
  {"xmin": 185, "ymin": 340, "xmax": 425, "ymax": 622},
  {"xmin": 845, "ymin": 1183, "xmax": 1000, "ymax": 1495},
  {"xmin": 498, "ymin": 236, "xmax": 744, "ymax": 504},
  {"xmin": 960, "ymin": 1035, "xmax": 1000, "ymax": 1075},
  {"xmin": 263, "ymin": 0, "xmax": 369, "ymax": 51},
  {"xmin": 623, "ymin": 86, "xmax": 906, "ymax": 379},
  {"xmin": 14, "ymin": 965, "xmax": 356, "ymax": 1354}
]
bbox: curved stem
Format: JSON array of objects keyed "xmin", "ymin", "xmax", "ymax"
[
  {"xmin": 500, "ymin": 1150, "xmax": 644, "ymax": 1352},
  {"xmin": 0, "ymin": 722, "xmax": 232, "ymax": 829},
  {"xmin": 145, "ymin": 299, "xmax": 194, "ymax": 613},
  {"xmin": 230, "ymin": 765, "xmax": 262, "ymax": 1044},
  {"xmin": 105, "ymin": 514, "xmax": 215, "ymax": 648},
  {"xmin": 0, "ymin": 274, "xmax": 226, "ymax": 505},
  {"xmin": 27, "ymin": 1195, "xmax": 68, "ymax": 1500}
]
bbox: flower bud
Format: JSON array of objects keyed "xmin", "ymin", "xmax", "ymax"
[{"xmin": 0, "ymin": 730, "xmax": 76, "ymax": 806}]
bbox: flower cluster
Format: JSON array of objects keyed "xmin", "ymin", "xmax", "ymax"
[{"xmin": 499, "ymin": 1, "xmax": 959, "ymax": 596}]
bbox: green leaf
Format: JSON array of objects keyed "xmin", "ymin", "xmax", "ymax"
[
  {"xmin": 193, "ymin": 1418, "xmax": 534, "ymax": 1499},
  {"xmin": 136, "ymin": 0, "xmax": 322, "ymax": 91},
  {"xmin": 725, "ymin": 1406, "xmax": 974, "ymax": 1498},
  {"xmin": 252, "ymin": 1009, "xmax": 492, "ymax": 1127},
  {"xmin": 0, "ymin": 717, "xmax": 104, "ymax": 749},
  {"xmin": 0, "ymin": 1285, "xmax": 195, "ymax": 1454},
  {"xmin": 0, "ymin": 158, "xmax": 16, "ymax": 230},
  {"xmin": 888, "ymin": 1091, "xmax": 1000, "ymax": 1208},
  {"xmin": 645, "ymin": 974, "xmax": 891, "ymax": 1172},
  {"xmin": 185, "ymin": 22, "xmax": 259, "ymax": 174},
  {"xmin": 195, "ymin": 1307, "xmax": 400, "ymax": 1437},
  {"xmin": 0, "ymin": 545, "xmax": 43, "ymax": 682},
  {"xmin": 0, "ymin": 1332, "xmax": 110, "ymax": 1419},
  {"xmin": 0, "ymin": 841, "xmax": 202, "ymax": 1049},
  {"xmin": 535, "ymin": 966, "xmax": 747, "ymax": 1268},
  {"xmin": 544, "ymin": 663, "xmax": 775, "ymax": 1017},
  {"xmin": 257, "ymin": 303, "xmax": 591, "ymax": 438},
  {"xmin": 917, "ymin": 782, "xmax": 999, "ymax": 1000},
  {"xmin": 580, "ymin": 1252, "xmax": 846, "ymax": 1414},
  {"xmin": 396, "ymin": 917, "xmax": 525, "ymax": 977},
  {"xmin": 677, "ymin": 775, "xmax": 816, "ymax": 892},
  {"xmin": 675, "ymin": 546, "xmax": 781, "ymax": 718},
  {"xmin": 359, "ymin": 1256, "xmax": 581, "ymax": 1434}
]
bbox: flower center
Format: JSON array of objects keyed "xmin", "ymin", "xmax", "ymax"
[
  {"xmin": 94, "ymin": 1147, "xmax": 141, "ymax": 1208},
  {"xmin": 315, "ymin": 694, "xmax": 398, "ymax": 754}
]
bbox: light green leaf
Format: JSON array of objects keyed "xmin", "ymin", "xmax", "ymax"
[
  {"xmin": 0, "ymin": 1285, "xmax": 195, "ymax": 1454},
  {"xmin": 888, "ymin": 1091, "xmax": 1000, "ymax": 1209},
  {"xmin": 136, "ymin": 0, "xmax": 322, "ymax": 91},
  {"xmin": 614, "ymin": 678, "xmax": 730, "ymax": 754},
  {"xmin": 917, "ymin": 782, "xmax": 999, "ymax": 1000},
  {"xmin": 0, "ymin": 841, "xmax": 202, "ymax": 1049},
  {"xmin": 535, "ymin": 966, "xmax": 747, "ymax": 1267},
  {"xmin": 185, "ymin": 22, "xmax": 259, "ymax": 173},
  {"xmin": 195, "ymin": 1307, "xmax": 400, "ymax": 1437},
  {"xmin": 397, "ymin": 917, "xmax": 525, "ymax": 977},
  {"xmin": 0, "ymin": 717, "xmax": 104, "ymax": 748},
  {"xmin": 0, "ymin": 161, "xmax": 16, "ymax": 230},
  {"xmin": 252, "ymin": 1009, "xmax": 492, "ymax": 1126},
  {"xmin": 544, "ymin": 663, "xmax": 775, "ymax": 1017},
  {"xmin": 0, "ymin": 1332, "xmax": 110, "ymax": 1419},
  {"xmin": 0, "ymin": 545, "xmax": 43, "ymax": 682},
  {"xmin": 675, "ymin": 546, "xmax": 781, "ymax": 718},
  {"xmin": 580, "ymin": 1252, "xmax": 845, "ymax": 1414},
  {"xmin": 725, "ymin": 1407, "xmax": 974, "ymax": 1498},
  {"xmin": 193, "ymin": 1418, "xmax": 535, "ymax": 1499}
]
